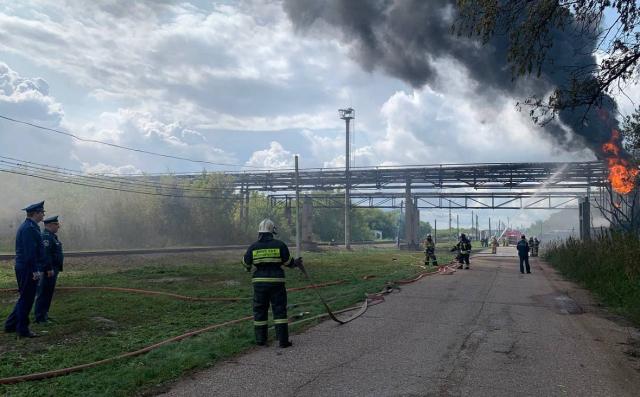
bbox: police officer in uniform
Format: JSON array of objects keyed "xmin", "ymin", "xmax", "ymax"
[
  {"xmin": 242, "ymin": 219, "xmax": 302, "ymax": 348},
  {"xmin": 4, "ymin": 201, "xmax": 46, "ymax": 338},
  {"xmin": 423, "ymin": 234, "xmax": 438, "ymax": 267},
  {"xmin": 452, "ymin": 233, "xmax": 472, "ymax": 269},
  {"xmin": 35, "ymin": 215, "xmax": 64, "ymax": 324},
  {"xmin": 516, "ymin": 235, "xmax": 531, "ymax": 274}
]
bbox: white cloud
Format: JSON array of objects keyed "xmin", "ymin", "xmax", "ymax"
[
  {"xmin": 72, "ymin": 109, "xmax": 238, "ymax": 172},
  {"xmin": 246, "ymin": 141, "xmax": 294, "ymax": 169},
  {"xmin": 80, "ymin": 162, "xmax": 141, "ymax": 175},
  {"xmin": 0, "ymin": 0, "xmax": 357, "ymax": 132},
  {"xmin": 0, "ymin": 62, "xmax": 63, "ymax": 125}
]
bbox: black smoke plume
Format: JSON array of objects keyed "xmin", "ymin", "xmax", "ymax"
[{"xmin": 283, "ymin": 0, "xmax": 618, "ymax": 156}]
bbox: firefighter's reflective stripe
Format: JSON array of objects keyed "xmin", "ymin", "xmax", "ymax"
[
  {"xmin": 273, "ymin": 318, "xmax": 289, "ymax": 324},
  {"xmin": 252, "ymin": 248, "xmax": 281, "ymax": 260},
  {"xmin": 460, "ymin": 250, "xmax": 470, "ymax": 254},
  {"xmin": 252, "ymin": 277, "xmax": 286, "ymax": 283},
  {"xmin": 253, "ymin": 257, "xmax": 283, "ymax": 264},
  {"xmin": 254, "ymin": 320, "xmax": 268, "ymax": 326}
]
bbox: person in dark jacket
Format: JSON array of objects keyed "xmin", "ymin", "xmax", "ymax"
[
  {"xmin": 451, "ymin": 233, "xmax": 472, "ymax": 269},
  {"xmin": 35, "ymin": 215, "xmax": 64, "ymax": 324},
  {"xmin": 516, "ymin": 235, "xmax": 531, "ymax": 274},
  {"xmin": 4, "ymin": 201, "xmax": 46, "ymax": 338},
  {"xmin": 242, "ymin": 219, "xmax": 302, "ymax": 348}
]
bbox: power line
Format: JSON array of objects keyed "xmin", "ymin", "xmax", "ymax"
[
  {"xmin": 0, "ymin": 114, "xmax": 268, "ymax": 170},
  {"xmin": 0, "ymin": 156, "xmax": 237, "ymax": 193},
  {"xmin": 0, "ymin": 167, "xmax": 242, "ymax": 201}
]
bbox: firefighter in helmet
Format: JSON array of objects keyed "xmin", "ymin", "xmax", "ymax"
[
  {"xmin": 490, "ymin": 235, "xmax": 498, "ymax": 254},
  {"xmin": 242, "ymin": 219, "xmax": 302, "ymax": 348},
  {"xmin": 451, "ymin": 233, "xmax": 472, "ymax": 269},
  {"xmin": 423, "ymin": 234, "xmax": 438, "ymax": 267}
]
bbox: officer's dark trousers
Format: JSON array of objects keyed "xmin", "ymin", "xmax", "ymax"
[
  {"xmin": 519, "ymin": 255, "xmax": 531, "ymax": 273},
  {"xmin": 458, "ymin": 254, "xmax": 470, "ymax": 267},
  {"xmin": 35, "ymin": 270, "xmax": 59, "ymax": 322},
  {"xmin": 253, "ymin": 282, "xmax": 288, "ymax": 345},
  {"xmin": 4, "ymin": 265, "xmax": 38, "ymax": 335}
]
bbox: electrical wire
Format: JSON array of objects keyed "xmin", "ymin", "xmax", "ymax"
[
  {"xmin": 0, "ymin": 114, "xmax": 267, "ymax": 170},
  {"xmin": 0, "ymin": 156, "xmax": 236, "ymax": 193},
  {"xmin": 0, "ymin": 168, "xmax": 242, "ymax": 201}
]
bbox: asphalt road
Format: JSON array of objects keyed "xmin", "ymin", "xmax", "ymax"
[{"xmin": 159, "ymin": 247, "xmax": 640, "ymax": 397}]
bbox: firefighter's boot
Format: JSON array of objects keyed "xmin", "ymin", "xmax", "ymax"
[
  {"xmin": 275, "ymin": 324, "xmax": 292, "ymax": 348},
  {"xmin": 255, "ymin": 326, "xmax": 268, "ymax": 346}
]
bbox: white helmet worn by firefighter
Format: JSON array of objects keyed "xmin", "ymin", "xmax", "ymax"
[
  {"xmin": 258, "ymin": 219, "xmax": 277, "ymax": 235},
  {"xmin": 426, "ymin": 234, "xmax": 432, "ymax": 239}
]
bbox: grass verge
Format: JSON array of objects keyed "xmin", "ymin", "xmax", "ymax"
[
  {"xmin": 0, "ymin": 247, "xmax": 456, "ymax": 396},
  {"xmin": 544, "ymin": 233, "xmax": 640, "ymax": 326}
]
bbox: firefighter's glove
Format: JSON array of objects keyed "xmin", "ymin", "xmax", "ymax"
[
  {"xmin": 243, "ymin": 263, "xmax": 252, "ymax": 273},
  {"xmin": 287, "ymin": 257, "xmax": 303, "ymax": 269}
]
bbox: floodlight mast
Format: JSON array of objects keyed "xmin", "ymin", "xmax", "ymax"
[{"xmin": 339, "ymin": 108, "xmax": 355, "ymax": 249}]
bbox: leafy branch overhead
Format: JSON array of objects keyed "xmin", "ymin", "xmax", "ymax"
[{"xmin": 456, "ymin": 0, "xmax": 639, "ymax": 121}]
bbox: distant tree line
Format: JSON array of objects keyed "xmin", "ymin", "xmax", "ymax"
[{"xmin": 0, "ymin": 173, "xmax": 432, "ymax": 251}]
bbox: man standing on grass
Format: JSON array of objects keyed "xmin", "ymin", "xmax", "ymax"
[
  {"xmin": 423, "ymin": 234, "xmax": 438, "ymax": 267},
  {"xmin": 517, "ymin": 235, "xmax": 531, "ymax": 274},
  {"xmin": 4, "ymin": 201, "xmax": 45, "ymax": 338},
  {"xmin": 35, "ymin": 215, "xmax": 64, "ymax": 324},
  {"xmin": 242, "ymin": 219, "xmax": 302, "ymax": 348}
]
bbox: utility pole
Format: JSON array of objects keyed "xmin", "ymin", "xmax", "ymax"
[
  {"xmin": 489, "ymin": 217, "xmax": 492, "ymax": 237},
  {"xmin": 456, "ymin": 214, "xmax": 459, "ymax": 237},
  {"xmin": 339, "ymin": 108, "xmax": 354, "ymax": 250},
  {"xmin": 294, "ymin": 155, "xmax": 301, "ymax": 257},
  {"xmin": 476, "ymin": 213, "xmax": 479, "ymax": 240},
  {"xmin": 434, "ymin": 219, "xmax": 437, "ymax": 244},
  {"xmin": 471, "ymin": 211, "xmax": 474, "ymax": 239},
  {"xmin": 448, "ymin": 207, "xmax": 452, "ymax": 242},
  {"xmin": 396, "ymin": 200, "xmax": 403, "ymax": 248}
]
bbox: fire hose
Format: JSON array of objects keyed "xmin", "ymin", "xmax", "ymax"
[
  {"xmin": 0, "ymin": 280, "xmax": 345, "ymax": 302},
  {"xmin": 0, "ymin": 262, "xmax": 459, "ymax": 385}
]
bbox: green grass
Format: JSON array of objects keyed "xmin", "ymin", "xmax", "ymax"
[
  {"xmin": 0, "ymin": 247, "xmax": 458, "ymax": 396},
  {"xmin": 544, "ymin": 233, "xmax": 640, "ymax": 326}
]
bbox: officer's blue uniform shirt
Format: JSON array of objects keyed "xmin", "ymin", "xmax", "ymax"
[
  {"xmin": 15, "ymin": 218, "xmax": 44, "ymax": 272},
  {"xmin": 42, "ymin": 228, "xmax": 64, "ymax": 272}
]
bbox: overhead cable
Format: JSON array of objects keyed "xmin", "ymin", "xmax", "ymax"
[{"xmin": 0, "ymin": 114, "xmax": 267, "ymax": 169}]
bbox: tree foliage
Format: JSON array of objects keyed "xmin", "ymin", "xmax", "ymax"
[{"xmin": 456, "ymin": 0, "xmax": 639, "ymax": 120}]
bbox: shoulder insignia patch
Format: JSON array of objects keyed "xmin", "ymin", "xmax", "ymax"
[{"xmin": 43, "ymin": 240, "xmax": 50, "ymax": 247}]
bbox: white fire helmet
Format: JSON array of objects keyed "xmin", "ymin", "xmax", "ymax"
[{"xmin": 258, "ymin": 219, "xmax": 277, "ymax": 234}]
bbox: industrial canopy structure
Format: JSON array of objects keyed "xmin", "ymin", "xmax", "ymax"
[{"xmin": 209, "ymin": 160, "xmax": 607, "ymax": 249}]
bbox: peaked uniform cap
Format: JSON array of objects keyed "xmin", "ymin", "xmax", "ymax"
[
  {"xmin": 22, "ymin": 201, "xmax": 45, "ymax": 212},
  {"xmin": 43, "ymin": 215, "xmax": 59, "ymax": 224}
]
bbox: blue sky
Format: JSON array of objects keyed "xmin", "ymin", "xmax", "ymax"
[{"xmin": 0, "ymin": 0, "xmax": 636, "ymax": 228}]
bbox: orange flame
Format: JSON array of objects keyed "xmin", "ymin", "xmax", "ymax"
[{"xmin": 602, "ymin": 129, "xmax": 639, "ymax": 195}]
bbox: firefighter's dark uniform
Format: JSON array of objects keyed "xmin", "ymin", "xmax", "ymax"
[
  {"xmin": 453, "ymin": 238, "xmax": 471, "ymax": 269},
  {"xmin": 35, "ymin": 216, "xmax": 64, "ymax": 323},
  {"xmin": 242, "ymin": 233, "xmax": 295, "ymax": 347},
  {"xmin": 424, "ymin": 238, "xmax": 438, "ymax": 266},
  {"xmin": 532, "ymin": 238, "xmax": 540, "ymax": 257}
]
